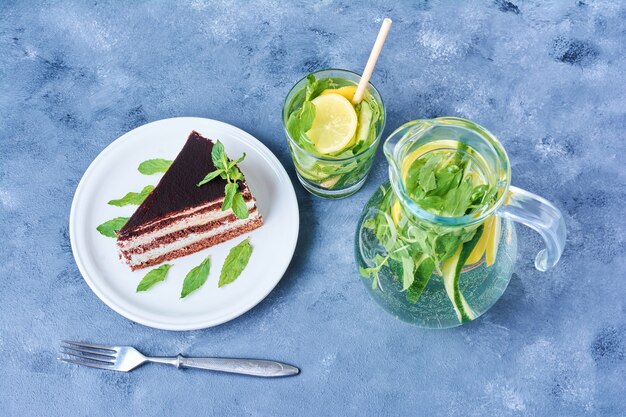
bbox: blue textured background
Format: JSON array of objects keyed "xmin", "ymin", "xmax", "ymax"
[{"xmin": 1, "ymin": 1, "xmax": 625, "ymax": 416}]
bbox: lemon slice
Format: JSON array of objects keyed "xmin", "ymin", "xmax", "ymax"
[
  {"xmin": 466, "ymin": 216, "xmax": 493, "ymax": 265},
  {"xmin": 485, "ymin": 216, "xmax": 502, "ymax": 266},
  {"xmin": 320, "ymin": 85, "xmax": 358, "ymax": 101},
  {"xmin": 391, "ymin": 200, "xmax": 402, "ymax": 226},
  {"xmin": 306, "ymin": 93, "xmax": 358, "ymax": 155},
  {"xmin": 465, "ymin": 216, "xmax": 502, "ymax": 266}
]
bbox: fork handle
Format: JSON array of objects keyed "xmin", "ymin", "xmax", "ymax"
[{"xmin": 163, "ymin": 355, "xmax": 299, "ymax": 377}]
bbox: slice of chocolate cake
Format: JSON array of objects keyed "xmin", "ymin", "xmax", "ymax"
[{"xmin": 117, "ymin": 131, "xmax": 263, "ymax": 270}]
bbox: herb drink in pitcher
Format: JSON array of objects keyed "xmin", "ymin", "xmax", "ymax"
[{"xmin": 356, "ymin": 117, "xmax": 566, "ymax": 328}]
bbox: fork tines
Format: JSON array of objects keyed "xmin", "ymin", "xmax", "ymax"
[{"xmin": 59, "ymin": 340, "xmax": 118, "ymax": 370}]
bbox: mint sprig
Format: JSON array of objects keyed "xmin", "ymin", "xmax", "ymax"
[{"xmin": 197, "ymin": 141, "xmax": 249, "ymax": 219}]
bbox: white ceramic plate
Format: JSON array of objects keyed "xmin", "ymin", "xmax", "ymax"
[{"xmin": 70, "ymin": 117, "xmax": 299, "ymax": 331}]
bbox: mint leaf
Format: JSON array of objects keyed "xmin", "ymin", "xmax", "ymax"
[
  {"xmin": 228, "ymin": 153, "xmax": 246, "ymax": 168},
  {"xmin": 286, "ymin": 112, "xmax": 302, "ymax": 141},
  {"xmin": 435, "ymin": 165, "xmax": 461, "ymax": 195},
  {"xmin": 218, "ymin": 238, "xmax": 253, "ymax": 287},
  {"xmin": 138, "ymin": 159, "xmax": 172, "ymax": 175},
  {"xmin": 419, "ymin": 196, "xmax": 445, "ymax": 214},
  {"xmin": 305, "ymin": 74, "xmax": 319, "ymax": 101},
  {"xmin": 108, "ymin": 185, "xmax": 154, "ymax": 206},
  {"xmin": 359, "ymin": 266, "xmax": 372, "ymax": 278},
  {"xmin": 444, "ymin": 178, "xmax": 473, "ymax": 216},
  {"xmin": 197, "ymin": 169, "xmax": 224, "ymax": 187},
  {"xmin": 286, "ymin": 100, "xmax": 316, "ymax": 144},
  {"xmin": 419, "ymin": 170, "xmax": 436, "ymax": 193},
  {"xmin": 181, "ymin": 256, "xmax": 211, "ymax": 298},
  {"xmin": 437, "ymin": 234, "xmax": 463, "ymax": 262},
  {"xmin": 359, "ymin": 254, "xmax": 388, "ymax": 290},
  {"xmin": 387, "ymin": 256, "xmax": 403, "ymax": 279},
  {"xmin": 404, "ymin": 158, "xmax": 425, "ymax": 196},
  {"xmin": 227, "ymin": 165, "xmax": 244, "ymax": 182},
  {"xmin": 211, "ymin": 141, "xmax": 226, "ymax": 170},
  {"xmin": 406, "ymin": 257, "xmax": 435, "ymax": 304},
  {"xmin": 136, "ymin": 264, "xmax": 172, "ymax": 292},
  {"xmin": 222, "ymin": 182, "xmax": 238, "ymax": 211},
  {"xmin": 400, "ymin": 254, "xmax": 415, "ymax": 291},
  {"xmin": 231, "ymin": 191, "xmax": 248, "ymax": 219},
  {"xmin": 333, "ymin": 149, "xmax": 355, "ymax": 159},
  {"xmin": 469, "ymin": 184, "xmax": 489, "ymax": 206},
  {"xmin": 418, "ymin": 155, "xmax": 440, "ymax": 193},
  {"xmin": 300, "ymin": 101, "xmax": 316, "ymax": 133},
  {"xmin": 96, "ymin": 217, "xmax": 128, "ymax": 238},
  {"xmin": 305, "ymin": 75, "xmax": 334, "ymax": 101}
]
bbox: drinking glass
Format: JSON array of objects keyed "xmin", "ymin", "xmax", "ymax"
[{"xmin": 282, "ymin": 69, "xmax": 385, "ymax": 199}]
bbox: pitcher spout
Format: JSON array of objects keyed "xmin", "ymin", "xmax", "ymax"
[{"xmin": 383, "ymin": 120, "xmax": 433, "ymax": 170}]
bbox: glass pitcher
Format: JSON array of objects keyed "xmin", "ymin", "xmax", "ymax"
[{"xmin": 355, "ymin": 117, "xmax": 566, "ymax": 328}]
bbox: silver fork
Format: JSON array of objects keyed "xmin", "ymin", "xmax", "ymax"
[{"xmin": 59, "ymin": 340, "xmax": 299, "ymax": 377}]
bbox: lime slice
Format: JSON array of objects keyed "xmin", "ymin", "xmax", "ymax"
[
  {"xmin": 320, "ymin": 85, "xmax": 358, "ymax": 101},
  {"xmin": 306, "ymin": 93, "xmax": 358, "ymax": 155},
  {"xmin": 442, "ymin": 243, "xmax": 477, "ymax": 323}
]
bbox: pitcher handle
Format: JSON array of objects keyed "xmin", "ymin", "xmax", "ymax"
[{"xmin": 496, "ymin": 186, "xmax": 567, "ymax": 271}]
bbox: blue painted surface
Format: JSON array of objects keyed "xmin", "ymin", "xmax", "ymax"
[{"xmin": 1, "ymin": 1, "xmax": 625, "ymax": 415}]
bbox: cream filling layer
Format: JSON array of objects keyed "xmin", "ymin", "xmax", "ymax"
[
  {"xmin": 122, "ymin": 210, "xmax": 261, "ymax": 266},
  {"xmin": 118, "ymin": 200, "xmax": 256, "ymax": 250}
]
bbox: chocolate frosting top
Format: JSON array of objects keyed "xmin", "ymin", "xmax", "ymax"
[{"xmin": 118, "ymin": 131, "xmax": 240, "ymax": 236}]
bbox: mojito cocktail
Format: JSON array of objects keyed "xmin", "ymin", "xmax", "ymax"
[{"xmin": 282, "ymin": 69, "xmax": 385, "ymax": 198}]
